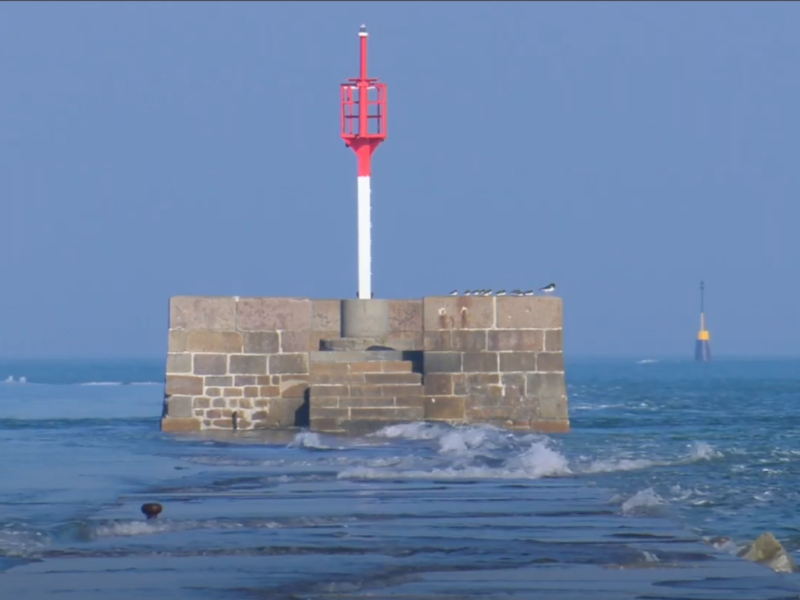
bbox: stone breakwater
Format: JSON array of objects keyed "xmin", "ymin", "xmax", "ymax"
[{"xmin": 161, "ymin": 296, "xmax": 569, "ymax": 434}]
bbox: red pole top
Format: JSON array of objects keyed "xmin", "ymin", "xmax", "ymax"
[{"xmin": 359, "ymin": 24, "xmax": 368, "ymax": 80}]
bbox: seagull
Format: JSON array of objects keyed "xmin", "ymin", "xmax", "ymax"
[
  {"xmin": 495, "ymin": 290, "xmax": 507, "ymax": 296},
  {"xmin": 510, "ymin": 289, "xmax": 523, "ymax": 296},
  {"xmin": 523, "ymin": 290, "xmax": 536, "ymax": 296},
  {"xmin": 482, "ymin": 289, "xmax": 493, "ymax": 296},
  {"xmin": 449, "ymin": 289, "xmax": 459, "ymax": 296},
  {"xmin": 540, "ymin": 283, "xmax": 556, "ymax": 294}
]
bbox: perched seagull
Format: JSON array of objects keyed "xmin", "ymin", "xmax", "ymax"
[
  {"xmin": 463, "ymin": 290, "xmax": 472, "ymax": 296},
  {"xmin": 523, "ymin": 290, "xmax": 536, "ymax": 296},
  {"xmin": 449, "ymin": 289, "xmax": 459, "ymax": 296},
  {"xmin": 510, "ymin": 289, "xmax": 523, "ymax": 296},
  {"xmin": 495, "ymin": 290, "xmax": 507, "ymax": 296},
  {"xmin": 540, "ymin": 283, "xmax": 556, "ymax": 294},
  {"xmin": 482, "ymin": 289, "xmax": 493, "ymax": 296}
]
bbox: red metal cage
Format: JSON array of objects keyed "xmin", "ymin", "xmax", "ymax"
[{"xmin": 340, "ymin": 81, "xmax": 387, "ymax": 141}]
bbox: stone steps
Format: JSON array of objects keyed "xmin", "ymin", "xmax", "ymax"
[{"xmin": 309, "ymin": 353, "xmax": 424, "ymax": 434}]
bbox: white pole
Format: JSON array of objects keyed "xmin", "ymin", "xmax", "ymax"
[{"xmin": 357, "ymin": 175, "xmax": 371, "ymax": 299}]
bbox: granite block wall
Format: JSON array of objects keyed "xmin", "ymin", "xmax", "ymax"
[
  {"xmin": 421, "ymin": 296, "xmax": 569, "ymax": 433},
  {"xmin": 162, "ymin": 296, "xmax": 315, "ymax": 432}
]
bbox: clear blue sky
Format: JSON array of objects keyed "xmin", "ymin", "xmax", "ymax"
[{"xmin": 0, "ymin": 2, "xmax": 796, "ymax": 359}]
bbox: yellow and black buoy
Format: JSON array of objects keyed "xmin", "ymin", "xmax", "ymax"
[{"xmin": 694, "ymin": 281, "xmax": 711, "ymax": 362}]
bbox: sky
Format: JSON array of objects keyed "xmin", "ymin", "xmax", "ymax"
[{"xmin": 0, "ymin": 1, "xmax": 797, "ymax": 359}]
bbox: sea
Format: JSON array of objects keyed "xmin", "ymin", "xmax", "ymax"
[{"xmin": 2, "ymin": 357, "xmax": 800, "ymax": 599}]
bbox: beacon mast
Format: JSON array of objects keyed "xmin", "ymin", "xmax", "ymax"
[
  {"xmin": 340, "ymin": 24, "xmax": 387, "ymax": 300},
  {"xmin": 695, "ymin": 281, "xmax": 712, "ymax": 362}
]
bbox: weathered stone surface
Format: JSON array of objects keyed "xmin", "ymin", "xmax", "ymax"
[
  {"xmin": 495, "ymin": 297, "xmax": 562, "ymax": 329},
  {"xmin": 424, "ymin": 374, "xmax": 452, "ymax": 396},
  {"xmin": 527, "ymin": 372, "xmax": 567, "ymax": 402},
  {"xmin": 545, "ymin": 329, "xmax": 563, "ymax": 352},
  {"xmin": 387, "ymin": 331, "xmax": 424, "ymax": 351},
  {"xmin": 312, "ymin": 407, "xmax": 351, "ymax": 420},
  {"xmin": 537, "ymin": 352, "xmax": 565, "ymax": 372},
  {"xmin": 380, "ymin": 361, "xmax": 414, "ymax": 373},
  {"xmin": 259, "ymin": 385, "xmax": 280, "ymax": 397},
  {"xmin": 313, "ymin": 384, "xmax": 349, "ymax": 397},
  {"xmin": 185, "ymin": 330, "xmax": 242, "ymax": 353},
  {"xmin": 279, "ymin": 377, "xmax": 309, "ymax": 398},
  {"xmin": 170, "ymin": 297, "xmax": 237, "ymax": 331},
  {"xmin": 234, "ymin": 375, "xmax": 257, "ymax": 386},
  {"xmin": 343, "ymin": 397, "xmax": 397, "ymax": 408},
  {"xmin": 309, "ymin": 331, "xmax": 339, "ymax": 352},
  {"xmin": 529, "ymin": 419, "xmax": 570, "ymax": 433},
  {"xmin": 423, "ymin": 296, "xmax": 494, "ymax": 331},
  {"xmin": 388, "ymin": 299, "xmax": 423, "ymax": 333},
  {"xmin": 161, "ymin": 417, "xmax": 201, "ymax": 432},
  {"xmin": 168, "ymin": 330, "xmax": 186, "ymax": 352},
  {"xmin": 212, "ymin": 398, "xmax": 226, "ymax": 408},
  {"xmin": 229, "ymin": 355, "xmax": 267, "ymax": 375},
  {"xmin": 205, "ymin": 376, "xmax": 232, "ymax": 387},
  {"xmin": 242, "ymin": 331, "xmax": 279, "ymax": 354},
  {"xmin": 281, "ymin": 332, "xmax": 310, "ymax": 353},
  {"xmin": 166, "ymin": 353, "xmax": 192, "ymax": 374},
  {"xmin": 223, "ymin": 387, "xmax": 243, "ymax": 397},
  {"xmin": 501, "ymin": 373, "xmax": 527, "ymax": 398},
  {"xmin": 166, "ymin": 375, "xmax": 203, "ymax": 396},
  {"xmin": 238, "ymin": 297, "xmax": 311, "ymax": 332},
  {"xmin": 423, "ymin": 352, "xmax": 462, "ymax": 374},
  {"xmin": 269, "ymin": 353, "xmax": 309, "ymax": 375},
  {"xmin": 350, "ymin": 407, "xmax": 422, "ymax": 420},
  {"xmin": 193, "ymin": 397, "xmax": 211, "ymax": 409},
  {"xmin": 166, "ymin": 395, "xmax": 193, "ymax": 418},
  {"xmin": 260, "ymin": 397, "xmax": 307, "ymax": 427},
  {"xmin": 310, "ymin": 418, "xmax": 346, "ymax": 433},
  {"xmin": 450, "ymin": 331, "xmax": 488, "ymax": 352},
  {"xmin": 488, "ymin": 330, "xmax": 544, "ymax": 352},
  {"xmin": 363, "ymin": 373, "xmax": 421, "ymax": 385},
  {"xmin": 311, "ymin": 299, "xmax": 341, "ymax": 332},
  {"xmin": 463, "ymin": 352, "xmax": 499, "ymax": 373},
  {"xmin": 424, "ymin": 396, "xmax": 465, "ymax": 421},
  {"xmin": 194, "ymin": 354, "xmax": 227, "ymax": 376},
  {"xmin": 499, "ymin": 352, "xmax": 538, "ymax": 372}
]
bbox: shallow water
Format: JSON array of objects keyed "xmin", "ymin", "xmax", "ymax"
[{"xmin": 1, "ymin": 357, "xmax": 799, "ymax": 598}]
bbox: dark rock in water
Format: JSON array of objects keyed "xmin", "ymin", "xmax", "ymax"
[
  {"xmin": 738, "ymin": 532, "xmax": 799, "ymax": 573},
  {"xmin": 141, "ymin": 503, "xmax": 163, "ymax": 520}
]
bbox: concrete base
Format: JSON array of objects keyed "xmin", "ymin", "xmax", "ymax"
[{"xmin": 341, "ymin": 299, "xmax": 389, "ymax": 338}]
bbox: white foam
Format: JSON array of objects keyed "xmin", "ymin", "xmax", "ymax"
[
  {"xmin": 637, "ymin": 359, "xmax": 660, "ymax": 364},
  {"xmin": 620, "ymin": 488, "xmax": 665, "ymax": 515},
  {"xmin": 289, "ymin": 431, "xmax": 343, "ymax": 450}
]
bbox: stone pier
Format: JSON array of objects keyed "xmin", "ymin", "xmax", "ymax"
[{"xmin": 161, "ymin": 296, "xmax": 569, "ymax": 434}]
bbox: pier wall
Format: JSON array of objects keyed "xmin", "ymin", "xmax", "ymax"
[{"xmin": 161, "ymin": 296, "xmax": 569, "ymax": 434}]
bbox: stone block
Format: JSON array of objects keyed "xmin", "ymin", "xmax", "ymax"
[
  {"xmin": 313, "ymin": 397, "xmax": 339, "ymax": 408},
  {"xmin": 234, "ymin": 376, "xmax": 257, "ymax": 386},
  {"xmin": 238, "ymin": 297, "xmax": 311, "ymax": 332},
  {"xmin": 193, "ymin": 397, "xmax": 211, "ymax": 409},
  {"xmin": 240, "ymin": 397, "xmax": 255, "ymax": 407},
  {"xmin": 538, "ymin": 394, "xmax": 569, "ymax": 420},
  {"xmin": 262, "ymin": 398, "xmax": 307, "ymax": 427},
  {"xmin": 166, "ymin": 353, "xmax": 192, "ymax": 374},
  {"xmin": 488, "ymin": 330, "xmax": 544, "ymax": 352},
  {"xmin": 312, "ymin": 407, "xmax": 350, "ymax": 420},
  {"xmin": 185, "ymin": 330, "xmax": 242, "ymax": 353},
  {"xmin": 312, "ymin": 384, "xmax": 349, "ymax": 397},
  {"xmin": 205, "ymin": 376, "xmax": 232, "ymax": 387},
  {"xmin": 545, "ymin": 329, "xmax": 563, "ymax": 352},
  {"xmin": 310, "ymin": 418, "xmax": 346, "ymax": 433},
  {"xmin": 466, "ymin": 373, "xmax": 500, "ymax": 387},
  {"xmin": 450, "ymin": 331, "xmax": 488, "ymax": 352},
  {"xmin": 206, "ymin": 409, "xmax": 222, "ymax": 419},
  {"xmin": 194, "ymin": 354, "xmax": 228, "ymax": 376},
  {"xmin": 380, "ymin": 361, "xmax": 414, "ymax": 373},
  {"xmin": 495, "ymin": 297, "xmax": 562, "ymax": 329},
  {"xmin": 501, "ymin": 373, "xmax": 526, "ymax": 399},
  {"xmin": 499, "ymin": 352, "xmax": 538, "ymax": 373},
  {"xmin": 349, "ymin": 362, "xmax": 386, "ymax": 373},
  {"xmin": 170, "ymin": 297, "xmax": 237, "ymax": 331},
  {"xmin": 388, "ymin": 299, "xmax": 423, "ymax": 332},
  {"xmin": 229, "ymin": 355, "xmax": 267, "ymax": 375},
  {"xmin": 350, "ymin": 407, "xmax": 422, "ymax": 420},
  {"xmin": 311, "ymin": 373, "xmax": 366, "ymax": 385},
  {"xmin": 279, "ymin": 377, "xmax": 309, "ymax": 398},
  {"xmin": 363, "ymin": 373, "xmax": 422, "ymax": 385},
  {"xmin": 161, "ymin": 417, "xmax": 201, "ymax": 432},
  {"xmin": 309, "ymin": 331, "xmax": 338, "ymax": 352},
  {"xmin": 311, "ymin": 362, "xmax": 351, "ymax": 376},
  {"xmin": 166, "ymin": 375, "xmax": 203, "ymax": 396},
  {"xmin": 537, "ymin": 352, "xmax": 565, "ymax": 372},
  {"xmin": 223, "ymin": 388, "xmax": 243, "ymax": 397},
  {"xmin": 424, "ymin": 397, "xmax": 465, "ymax": 421},
  {"xmin": 345, "ymin": 384, "xmax": 383, "ymax": 398},
  {"xmin": 453, "ymin": 373, "xmax": 468, "ymax": 395},
  {"xmin": 395, "ymin": 395, "xmax": 425, "ymax": 408},
  {"xmin": 211, "ymin": 418, "xmax": 233, "ymax": 429},
  {"xmin": 168, "ymin": 330, "xmax": 186, "ymax": 352},
  {"xmin": 463, "ymin": 352, "xmax": 498, "ymax": 373},
  {"xmin": 166, "ymin": 395, "xmax": 193, "ymax": 418},
  {"xmin": 423, "ymin": 296, "xmax": 494, "ymax": 331},
  {"xmin": 212, "ymin": 398, "xmax": 226, "ymax": 408},
  {"xmin": 280, "ymin": 332, "xmax": 310, "ymax": 353},
  {"xmin": 387, "ymin": 331, "xmax": 424, "ymax": 351},
  {"xmin": 341, "ymin": 397, "xmax": 397, "ymax": 408},
  {"xmin": 311, "ymin": 300, "xmax": 341, "ymax": 332},
  {"xmin": 424, "ymin": 374, "xmax": 453, "ymax": 396},
  {"xmin": 206, "ymin": 387, "xmax": 221, "ymax": 397},
  {"xmin": 530, "ymin": 419, "xmax": 570, "ymax": 433},
  {"xmin": 423, "ymin": 352, "xmax": 462, "ymax": 374},
  {"xmin": 259, "ymin": 385, "xmax": 280, "ymax": 397},
  {"xmin": 527, "ymin": 372, "xmax": 567, "ymax": 401},
  {"xmin": 242, "ymin": 331, "xmax": 279, "ymax": 354},
  {"xmin": 269, "ymin": 353, "xmax": 309, "ymax": 375}
]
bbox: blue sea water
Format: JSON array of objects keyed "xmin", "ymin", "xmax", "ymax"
[{"xmin": 1, "ymin": 357, "xmax": 800, "ymax": 599}]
